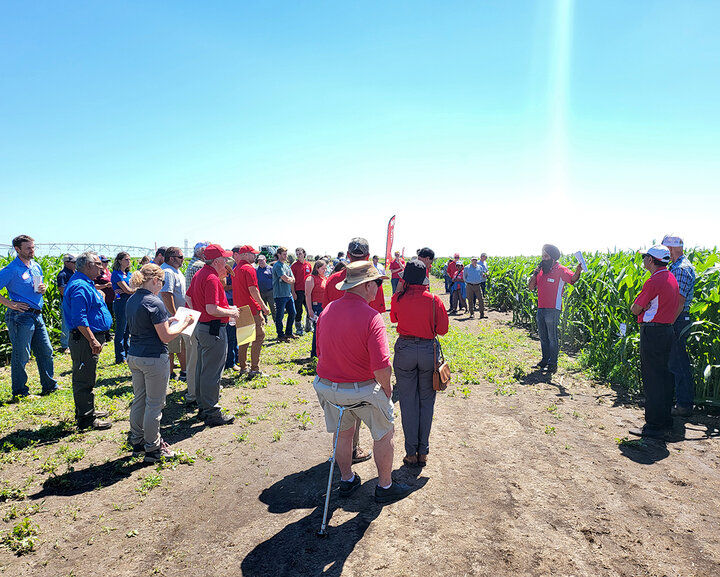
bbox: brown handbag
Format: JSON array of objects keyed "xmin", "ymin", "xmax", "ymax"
[{"xmin": 432, "ymin": 296, "xmax": 451, "ymax": 391}]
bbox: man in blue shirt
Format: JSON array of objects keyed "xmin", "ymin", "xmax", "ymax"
[
  {"xmin": 663, "ymin": 234, "xmax": 697, "ymax": 416},
  {"xmin": 56, "ymin": 253, "xmax": 76, "ymax": 353},
  {"xmin": 64, "ymin": 251, "xmax": 113, "ymax": 430},
  {"xmin": 0, "ymin": 235, "xmax": 58, "ymax": 398},
  {"xmin": 463, "ymin": 256, "xmax": 486, "ymax": 319},
  {"xmin": 271, "ymin": 247, "xmax": 296, "ymax": 340},
  {"xmin": 255, "ymin": 255, "xmax": 275, "ymax": 322}
]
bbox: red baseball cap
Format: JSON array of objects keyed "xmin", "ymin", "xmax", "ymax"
[
  {"xmin": 453, "ymin": 253, "xmax": 460, "ymax": 258},
  {"xmin": 233, "ymin": 244, "xmax": 259, "ymax": 255},
  {"xmin": 204, "ymin": 244, "xmax": 233, "ymax": 259}
]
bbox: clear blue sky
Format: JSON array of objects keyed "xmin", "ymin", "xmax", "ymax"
[{"xmin": 2, "ymin": 1, "xmax": 718, "ymax": 257}]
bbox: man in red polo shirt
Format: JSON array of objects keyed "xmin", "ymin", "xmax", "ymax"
[
  {"xmin": 291, "ymin": 247, "xmax": 313, "ymax": 335},
  {"xmin": 232, "ymin": 245, "xmax": 271, "ymax": 378},
  {"xmin": 314, "ymin": 261, "xmax": 412, "ymax": 504},
  {"xmin": 323, "ymin": 237, "xmax": 385, "ymax": 463},
  {"xmin": 629, "ymin": 245, "xmax": 679, "ymax": 439},
  {"xmin": 185, "ymin": 243, "xmax": 239, "ymax": 427},
  {"xmin": 528, "ymin": 244, "xmax": 582, "ymax": 373}
]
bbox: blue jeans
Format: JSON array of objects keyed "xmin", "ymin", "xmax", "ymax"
[
  {"xmin": 536, "ymin": 308, "xmax": 561, "ymax": 366},
  {"xmin": 391, "ymin": 278, "xmax": 399, "ymax": 294},
  {"xmin": 669, "ymin": 315, "xmax": 694, "ymax": 408},
  {"xmin": 5, "ymin": 309, "xmax": 57, "ymax": 396},
  {"xmin": 310, "ymin": 303, "xmax": 323, "ymax": 358},
  {"xmin": 225, "ymin": 321, "xmax": 238, "ymax": 369},
  {"xmin": 113, "ymin": 296, "xmax": 130, "ymax": 363},
  {"xmin": 274, "ymin": 296, "xmax": 296, "ymax": 337},
  {"xmin": 443, "ymin": 274, "xmax": 452, "ymax": 293}
]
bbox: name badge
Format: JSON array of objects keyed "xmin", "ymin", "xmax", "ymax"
[
  {"xmin": 547, "ymin": 278, "xmax": 555, "ymax": 283},
  {"xmin": 22, "ymin": 271, "xmax": 30, "ymax": 280}
]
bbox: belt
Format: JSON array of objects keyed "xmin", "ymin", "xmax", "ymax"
[
  {"xmin": 23, "ymin": 307, "xmax": 43, "ymax": 315},
  {"xmin": 199, "ymin": 321, "xmax": 215, "ymax": 326},
  {"xmin": 467, "ymin": 282, "xmax": 481, "ymax": 286},
  {"xmin": 318, "ymin": 377, "xmax": 376, "ymax": 389},
  {"xmin": 640, "ymin": 322, "xmax": 671, "ymax": 327},
  {"xmin": 398, "ymin": 334, "xmax": 434, "ymax": 342}
]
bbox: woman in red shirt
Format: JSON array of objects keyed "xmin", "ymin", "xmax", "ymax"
[
  {"xmin": 390, "ymin": 260, "xmax": 449, "ymax": 467},
  {"xmin": 305, "ymin": 259, "xmax": 328, "ymax": 358}
]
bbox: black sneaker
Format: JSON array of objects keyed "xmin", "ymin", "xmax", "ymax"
[
  {"xmin": 628, "ymin": 426, "xmax": 669, "ymax": 440},
  {"xmin": 374, "ymin": 481, "xmax": 412, "ymax": 504},
  {"xmin": 338, "ymin": 474, "xmax": 361, "ymax": 497},
  {"xmin": 185, "ymin": 400, "xmax": 198, "ymax": 410},
  {"xmin": 534, "ymin": 361, "xmax": 547, "ymax": 370},
  {"xmin": 130, "ymin": 442, "xmax": 145, "ymax": 456},
  {"xmin": 94, "ymin": 409, "xmax": 109, "ymax": 418},
  {"xmin": 204, "ymin": 413, "xmax": 235, "ymax": 427},
  {"xmin": 546, "ymin": 364, "xmax": 558, "ymax": 374},
  {"xmin": 178, "ymin": 371, "xmax": 187, "ymax": 382}
]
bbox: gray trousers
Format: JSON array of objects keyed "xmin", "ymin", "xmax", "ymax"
[
  {"xmin": 466, "ymin": 283, "xmax": 484, "ymax": 316},
  {"xmin": 195, "ymin": 323, "xmax": 227, "ymax": 418},
  {"xmin": 393, "ymin": 337, "xmax": 437, "ymax": 456},
  {"xmin": 183, "ymin": 332, "xmax": 198, "ymax": 402},
  {"xmin": 260, "ymin": 290, "xmax": 276, "ymax": 321},
  {"xmin": 128, "ymin": 354, "xmax": 170, "ymax": 451},
  {"xmin": 69, "ymin": 331, "xmax": 106, "ymax": 428}
]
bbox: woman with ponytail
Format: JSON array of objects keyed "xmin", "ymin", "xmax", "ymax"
[{"xmin": 126, "ymin": 264, "xmax": 194, "ymax": 463}]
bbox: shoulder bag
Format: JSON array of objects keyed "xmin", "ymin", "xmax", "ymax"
[{"xmin": 432, "ymin": 295, "xmax": 451, "ymax": 391}]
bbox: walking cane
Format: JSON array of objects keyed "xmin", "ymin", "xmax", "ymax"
[{"xmin": 317, "ymin": 401, "xmax": 368, "ymax": 538}]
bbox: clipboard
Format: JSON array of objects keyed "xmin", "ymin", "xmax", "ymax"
[{"xmin": 236, "ymin": 305, "xmax": 256, "ymax": 346}]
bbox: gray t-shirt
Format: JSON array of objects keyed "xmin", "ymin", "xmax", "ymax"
[{"xmin": 161, "ymin": 263, "xmax": 186, "ymax": 308}]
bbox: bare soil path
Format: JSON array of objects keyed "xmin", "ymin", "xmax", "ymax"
[{"xmin": 1, "ymin": 281, "xmax": 719, "ymax": 576}]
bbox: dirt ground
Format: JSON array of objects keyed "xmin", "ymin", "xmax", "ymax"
[{"xmin": 1, "ymin": 284, "xmax": 720, "ymax": 577}]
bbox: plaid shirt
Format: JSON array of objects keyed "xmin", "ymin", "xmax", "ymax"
[{"xmin": 669, "ymin": 254, "xmax": 695, "ymax": 314}]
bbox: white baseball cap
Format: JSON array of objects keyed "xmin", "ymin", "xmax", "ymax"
[
  {"xmin": 639, "ymin": 245, "xmax": 671, "ymax": 263},
  {"xmin": 662, "ymin": 234, "xmax": 683, "ymax": 248}
]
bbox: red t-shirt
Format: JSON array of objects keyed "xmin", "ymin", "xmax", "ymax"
[
  {"xmin": 323, "ymin": 269, "xmax": 386, "ymax": 313},
  {"xmin": 447, "ymin": 260, "xmax": 459, "ymax": 279},
  {"xmin": 634, "ymin": 268, "xmax": 679, "ymax": 324},
  {"xmin": 186, "ymin": 265, "xmax": 229, "ymax": 323},
  {"xmin": 310, "ymin": 274, "xmax": 326, "ymax": 303},
  {"xmin": 390, "ymin": 285, "xmax": 449, "ymax": 340},
  {"xmin": 232, "ymin": 261, "xmax": 261, "ymax": 314},
  {"xmin": 316, "ymin": 292, "xmax": 391, "ymax": 382},
  {"xmin": 536, "ymin": 263, "xmax": 575, "ymax": 310},
  {"xmin": 389, "ymin": 258, "xmax": 405, "ymax": 279},
  {"xmin": 291, "ymin": 260, "xmax": 312, "ymax": 291}
]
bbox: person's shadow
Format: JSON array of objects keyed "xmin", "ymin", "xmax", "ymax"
[{"xmin": 241, "ymin": 461, "xmax": 427, "ymax": 577}]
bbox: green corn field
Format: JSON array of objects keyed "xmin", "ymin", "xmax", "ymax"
[{"xmin": 434, "ymin": 250, "xmax": 720, "ymax": 405}]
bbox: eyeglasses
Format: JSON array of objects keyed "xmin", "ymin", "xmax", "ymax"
[{"xmin": 167, "ymin": 255, "xmax": 184, "ymax": 261}]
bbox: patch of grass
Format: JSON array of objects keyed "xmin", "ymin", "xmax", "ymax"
[
  {"xmin": 234, "ymin": 404, "xmax": 251, "ymax": 417},
  {"xmin": 544, "ymin": 425, "xmax": 556, "ymax": 435},
  {"xmin": 298, "ymin": 357, "xmax": 317, "ymax": 376},
  {"xmin": 154, "ymin": 450, "xmax": 196, "ymax": 471},
  {"xmin": 295, "ymin": 396, "xmax": 308, "ymax": 404},
  {"xmin": 457, "ymin": 385, "xmax": 471, "ymax": 398},
  {"xmin": 293, "ymin": 411, "xmax": 313, "ymax": 430},
  {"xmin": 0, "ymin": 482, "xmax": 26, "ymax": 502},
  {"xmin": 546, "ymin": 404, "xmax": 562, "ymax": 419},
  {"xmin": 2, "ymin": 517, "xmax": 38, "ymax": 555},
  {"xmin": 614, "ymin": 437, "xmax": 644, "ymax": 447},
  {"xmin": 233, "ymin": 432, "xmax": 249, "ymax": 443},
  {"xmin": 494, "ymin": 383, "xmax": 517, "ymax": 396},
  {"xmin": 195, "ymin": 449, "xmax": 213, "ymax": 462},
  {"xmin": 136, "ymin": 472, "xmax": 163, "ymax": 496},
  {"xmin": 279, "ymin": 378, "xmax": 298, "ymax": 386},
  {"xmin": 271, "ymin": 430, "xmax": 283, "ymax": 442}
]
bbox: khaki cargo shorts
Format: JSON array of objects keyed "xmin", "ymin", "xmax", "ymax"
[{"xmin": 313, "ymin": 376, "xmax": 394, "ymax": 441}]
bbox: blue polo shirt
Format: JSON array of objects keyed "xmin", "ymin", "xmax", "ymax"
[
  {"xmin": 111, "ymin": 270, "xmax": 132, "ymax": 299},
  {"xmin": 463, "ymin": 264, "xmax": 486, "ymax": 284},
  {"xmin": 56, "ymin": 267, "xmax": 74, "ymax": 301},
  {"xmin": 256, "ymin": 265, "xmax": 273, "ymax": 292},
  {"xmin": 63, "ymin": 271, "xmax": 113, "ymax": 332},
  {"xmin": 0, "ymin": 257, "xmax": 44, "ymax": 309}
]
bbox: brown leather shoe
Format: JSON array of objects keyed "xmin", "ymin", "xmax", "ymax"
[
  {"xmin": 417, "ymin": 454, "xmax": 428, "ymax": 467},
  {"xmin": 352, "ymin": 446, "xmax": 372, "ymax": 464}
]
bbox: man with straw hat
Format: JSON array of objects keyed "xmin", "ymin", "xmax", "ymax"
[{"xmin": 314, "ymin": 261, "xmax": 412, "ymax": 504}]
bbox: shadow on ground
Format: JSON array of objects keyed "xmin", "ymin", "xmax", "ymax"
[{"xmin": 242, "ymin": 462, "xmax": 428, "ymax": 577}]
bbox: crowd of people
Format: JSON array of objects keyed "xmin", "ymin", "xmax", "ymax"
[{"xmin": 0, "ymin": 232, "xmax": 699, "ymax": 497}]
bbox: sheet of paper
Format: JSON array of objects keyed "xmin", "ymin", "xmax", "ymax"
[
  {"xmin": 170, "ymin": 307, "xmax": 202, "ymax": 336},
  {"xmin": 237, "ymin": 324, "xmax": 256, "ymax": 346},
  {"xmin": 574, "ymin": 251, "xmax": 588, "ymax": 272}
]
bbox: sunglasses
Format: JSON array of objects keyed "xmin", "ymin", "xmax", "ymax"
[
  {"xmin": 373, "ymin": 279, "xmax": 383, "ymax": 287},
  {"xmin": 167, "ymin": 254, "xmax": 184, "ymax": 261}
]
